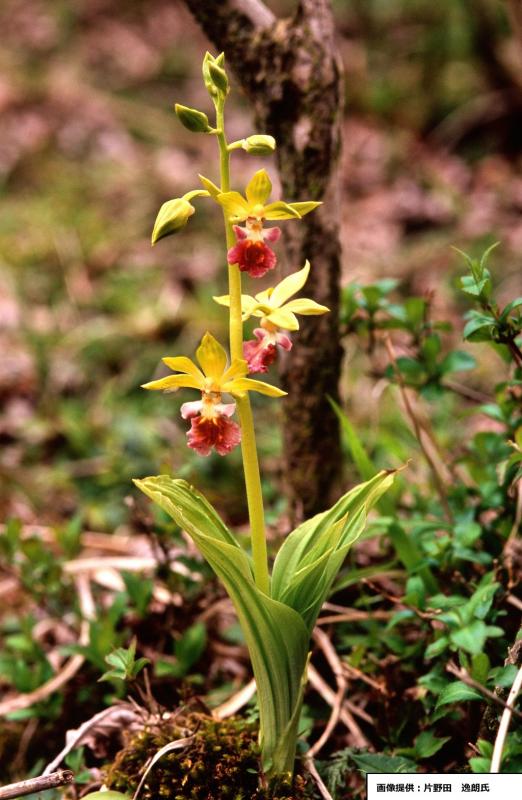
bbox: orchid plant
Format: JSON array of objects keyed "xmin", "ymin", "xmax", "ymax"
[{"xmin": 135, "ymin": 52, "xmax": 395, "ymax": 782}]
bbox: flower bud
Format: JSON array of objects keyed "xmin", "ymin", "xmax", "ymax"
[
  {"xmin": 151, "ymin": 198, "xmax": 195, "ymax": 245},
  {"xmin": 175, "ymin": 104, "xmax": 212, "ymax": 133},
  {"xmin": 242, "ymin": 135, "xmax": 276, "ymax": 155},
  {"xmin": 208, "ymin": 62, "xmax": 229, "ymax": 94}
]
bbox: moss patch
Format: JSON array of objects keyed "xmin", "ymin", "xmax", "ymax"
[{"xmin": 104, "ymin": 712, "xmax": 313, "ymax": 800}]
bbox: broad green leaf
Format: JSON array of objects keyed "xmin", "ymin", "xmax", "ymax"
[
  {"xmin": 271, "ymin": 471, "xmax": 395, "ymax": 631},
  {"xmin": 134, "ymin": 476, "xmax": 308, "ymax": 777}
]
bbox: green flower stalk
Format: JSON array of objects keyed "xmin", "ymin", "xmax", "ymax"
[{"xmin": 137, "ymin": 51, "xmax": 395, "ymax": 782}]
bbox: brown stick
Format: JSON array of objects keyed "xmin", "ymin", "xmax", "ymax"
[{"xmin": 0, "ymin": 771, "xmax": 74, "ymax": 800}]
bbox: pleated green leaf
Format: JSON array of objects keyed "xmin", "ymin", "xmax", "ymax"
[
  {"xmin": 271, "ymin": 470, "xmax": 396, "ymax": 631},
  {"xmin": 133, "ymin": 475, "xmax": 309, "ymax": 777}
]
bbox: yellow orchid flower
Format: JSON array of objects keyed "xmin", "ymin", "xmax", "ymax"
[
  {"xmin": 142, "ymin": 333, "xmax": 285, "ymax": 456},
  {"xmin": 214, "ymin": 261, "xmax": 329, "ymax": 332},
  {"xmin": 142, "ymin": 332, "xmax": 286, "ymax": 399},
  {"xmin": 215, "ymin": 169, "xmax": 321, "ymax": 223}
]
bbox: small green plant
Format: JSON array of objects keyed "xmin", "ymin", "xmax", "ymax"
[
  {"xmin": 99, "ymin": 637, "xmax": 150, "ymax": 684},
  {"xmin": 134, "ymin": 51, "xmax": 396, "ymax": 782},
  {"xmin": 333, "ymin": 243, "xmax": 522, "ymax": 780}
]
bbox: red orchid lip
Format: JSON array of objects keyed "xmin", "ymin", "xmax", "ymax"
[
  {"xmin": 186, "ymin": 413, "xmax": 241, "ymax": 456},
  {"xmin": 243, "ymin": 328, "xmax": 293, "ymax": 374},
  {"xmin": 228, "ymin": 223, "xmax": 281, "ymax": 278}
]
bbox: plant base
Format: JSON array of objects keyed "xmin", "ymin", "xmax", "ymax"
[{"xmin": 104, "ymin": 710, "xmax": 313, "ymax": 800}]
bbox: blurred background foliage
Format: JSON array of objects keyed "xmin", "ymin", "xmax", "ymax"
[{"xmin": 0, "ymin": 0, "xmax": 521, "ymax": 530}]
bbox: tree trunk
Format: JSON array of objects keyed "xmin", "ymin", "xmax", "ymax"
[{"xmin": 184, "ymin": 0, "xmax": 344, "ymax": 523}]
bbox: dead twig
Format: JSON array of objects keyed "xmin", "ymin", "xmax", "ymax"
[
  {"xmin": 491, "ymin": 664, "xmax": 522, "ymax": 772},
  {"xmin": 132, "ymin": 735, "xmax": 195, "ymax": 800},
  {"xmin": 304, "ymin": 754, "xmax": 334, "ymax": 800},
  {"xmin": 212, "ymin": 679, "xmax": 256, "ymax": 720},
  {"xmin": 308, "ymin": 628, "xmax": 349, "ymax": 758},
  {"xmin": 308, "ymin": 664, "xmax": 371, "ymax": 747},
  {"xmin": 43, "ymin": 704, "xmax": 138, "ymax": 775},
  {"xmin": 318, "ymin": 608, "xmax": 392, "ymax": 625},
  {"xmin": 0, "ymin": 771, "xmax": 74, "ymax": 800}
]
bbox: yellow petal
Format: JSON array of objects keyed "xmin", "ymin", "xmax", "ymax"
[
  {"xmin": 265, "ymin": 307, "xmax": 299, "ymax": 330},
  {"xmin": 253, "ymin": 288, "xmax": 273, "ymax": 305},
  {"xmin": 213, "ymin": 294, "xmax": 259, "ymax": 320},
  {"xmin": 269, "ymin": 261, "xmax": 310, "ymax": 307},
  {"xmin": 245, "ymin": 169, "xmax": 272, "ymax": 206},
  {"xmin": 142, "ymin": 374, "xmax": 202, "ymax": 392},
  {"xmin": 228, "ymin": 378, "xmax": 287, "ymax": 398},
  {"xmin": 198, "ymin": 174, "xmax": 221, "ymax": 198},
  {"xmin": 283, "ymin": 298, "xmax": 330, "ymax": 316},
  {"xmin": 161, "ymin": 356, "xmax": 205, "ymax": 383},
  {"xmin": 213, "ymin": 294, "xmax": 231, "ymax": 308},
  {"xmin": 216, "ymin": 191, "xmax": 250, "ymax": 220},
  {"xmin": 196, "ymin": 332, "xmax": 228, "ymax": 380},
  {"xmin": 222, "ymin": 358, "xmax": 248, "ymax": 385},
  {"xmin": 287, "ymin": 201, "xmax": 322, "ymax": 216},
  {"xmin": 262, "ymin": 201, "xmax": 301, "ymax": 220}
]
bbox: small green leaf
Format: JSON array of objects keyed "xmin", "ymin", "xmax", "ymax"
[
  {"xmin": 350, "ymin": 752, "xmax": 417, "ymax": 774},
  {"xmin": 471, "ymin": 653, "xmax": 490, "ymax": 685},
  {"xmin": 450, "ymin": 619, "xmax": 488, "ymax": 655},
  {"xmin": 436, "ymin": 681, "xmax": 483, "ymax": 707},
  {"xmin": 414, "ymin": 730, "xmax": 450, "ymax": 759},
  {"xmin": 425, "ymin": 636, "xmax": 449, "ymax": 659},
  {"xmin": 440, "ymin": 350, "xmax": 476, "ymax": 374}
]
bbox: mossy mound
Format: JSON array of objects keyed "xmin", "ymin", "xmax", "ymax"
[{"xmin": 104, "ymin": 712, "xmax": 313, "ymax": 800}]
